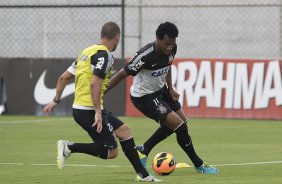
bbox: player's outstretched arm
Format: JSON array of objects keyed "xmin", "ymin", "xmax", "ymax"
[
  {"xmin": 105, "ymin": 68, "xmax": 129, "ymax": 93},
  {"xmin": 42, "ymin": 71, "xmax": 74, "ymax": 115}
]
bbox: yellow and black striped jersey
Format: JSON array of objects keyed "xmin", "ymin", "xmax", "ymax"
[{"xmin": 67, "ymin": 44, "xmax": 114, "ymax": 109}]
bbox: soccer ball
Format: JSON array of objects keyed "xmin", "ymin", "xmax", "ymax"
[{"xmin": 152, "ymin": 152, "xmax": 176, "ymax": 176}]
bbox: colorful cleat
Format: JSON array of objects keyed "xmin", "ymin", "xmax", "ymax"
[
  {"xmin": 195, "ymin": 162, "xmax": 219, "ymax": 174},
  {"xmin": 57, "ymin": 140, "xmax": 71, "ymax": 170},
  {"xmin": 136, "ymin": 145, "xmax": 148, "ymax": 169},
  {"xmin": 135, "ymin": 175, "xmax": 162, "ymax": 182}
]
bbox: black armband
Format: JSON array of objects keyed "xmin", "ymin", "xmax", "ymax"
[{"xmin": 53, "ymin": 97, "xmax": 61, "ymax": 104}]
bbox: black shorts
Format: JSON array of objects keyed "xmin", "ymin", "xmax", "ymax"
[
  {"xmin": 131, "ymin": 86, "xmax": 181, "ymax": 124},
  {"xmin": 72, "ymin": 108, "xmax": 124, "ymax": 149}
]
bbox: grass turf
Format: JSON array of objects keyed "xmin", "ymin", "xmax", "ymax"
[{"xmin": 0, "ymin": 116, "xmax": 281, "ymax": 184}]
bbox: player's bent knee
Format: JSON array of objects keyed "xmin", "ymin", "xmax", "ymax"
[
  {"xmin": 164, "ymin": 111, "xmax": 185, "ymax": 130},
  {"xmin": 115, "ymin": 124, "xmax": 132, "ymax": 140},
  {"xmin": 108, "ymin": 148, "xmax": 118, "ymax": 159}
]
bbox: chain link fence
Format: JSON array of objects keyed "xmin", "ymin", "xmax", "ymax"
[
  {"xmin": 0, "ymin": 0, "xmax": 123, "ymax": 58},
  {"xmin": 0, "ymin": 0, "xmax": 282, "ymax": 59}
]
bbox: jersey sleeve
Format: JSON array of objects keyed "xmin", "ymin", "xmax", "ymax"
[
  {"xmin": 67, "ymin": 60, "xmax": 76, "ymax": 75},
  {"xmin": 124, "ymin": 51, "xmax": 146, "ymax": 76},
  {"xmin": 91, "ymin": 50, "xmax": 111, "ymax": 79}
]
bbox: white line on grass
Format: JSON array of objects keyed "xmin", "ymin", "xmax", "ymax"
[
  {"xmin": 0, "ymin": 118, "xmax": 71, "ymax": 124},
  {"xmin": 0, "ymin": 116, "xmax": 129, "ymax": 124},
  {"xmin": 0, "ymin": 161, "xmax": 281, "ymax": 168},
  {"xmin": 0, "ymin": 117, "xmax": 129, "ymax": 124},
  {"xmin": 0, "ymin": 163, "xmax": 132, "ymax": 167},
  {"xmin": 213, "ymin": 161, "xmax": 282, "ymax": 167}
]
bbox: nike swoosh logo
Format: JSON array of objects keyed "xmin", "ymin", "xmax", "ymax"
[{"xmin": 34, "ymin": 70, "xmax": 75, "ymax": 105}]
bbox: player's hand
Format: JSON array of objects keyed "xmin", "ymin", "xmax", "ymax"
[
  {"xmin": 169, "ymin": 89, "xmax": 180, "ymax": 101},
  {"xmin": 92, "ymin": 111, "xmax": 103, "ymax": 133},
  {"xmin": 42, "ymin": 101, "xmax": 57, "ymax": 115}
]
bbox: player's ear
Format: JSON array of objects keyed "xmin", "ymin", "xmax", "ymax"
[
  {"xmin": 114, "ymin": 33, "xmax": 120, "ymax": 43},
  {"xmin": 156, "ymin": 37, "xmax": 162, "ymax": 45}
]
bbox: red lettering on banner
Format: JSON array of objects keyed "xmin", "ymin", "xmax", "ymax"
[{"xmin": 125, "ymin": 59, "xmax": 282, "ymax": 119}]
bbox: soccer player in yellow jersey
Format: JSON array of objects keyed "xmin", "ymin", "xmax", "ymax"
[{"xmin": 42, "ymin": 22, "xmax": 160, "ymax": 182}]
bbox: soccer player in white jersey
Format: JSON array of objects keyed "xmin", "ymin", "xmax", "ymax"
[{"xmin": 107, "ymin": 22, "xmax": 219, "ymax": 174}]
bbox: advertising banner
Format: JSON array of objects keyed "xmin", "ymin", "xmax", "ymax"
[
  {"xmin": 0, "ymin": 58, "xmax": 125, "ymax": 115},
  {"xmin": 125, "ymin": 59, "xmax": 282, "ymax": 119}
]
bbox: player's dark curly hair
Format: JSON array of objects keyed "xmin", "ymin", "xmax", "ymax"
[{"xmin": 156, "ymin": 22, "xmax": 178, "ymax": 39}]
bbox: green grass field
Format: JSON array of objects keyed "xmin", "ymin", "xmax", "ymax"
[{"xmin": 0, "ymin": 116, "xmax": 281, "ymax": 184}]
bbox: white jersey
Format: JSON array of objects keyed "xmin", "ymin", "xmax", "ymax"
[{"xmin": 124, "ymin": 42, "xmax": 177, "ymax": 97}]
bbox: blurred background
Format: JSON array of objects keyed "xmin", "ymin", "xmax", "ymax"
[{"xmin": 0, "ymin": 0, "xmax": 281, "ymax": 119}]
